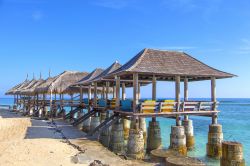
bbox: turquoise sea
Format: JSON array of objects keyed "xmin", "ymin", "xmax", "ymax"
[{"xmin": 1, "ymin": 98, "xmax": 249, "ymax": 166}]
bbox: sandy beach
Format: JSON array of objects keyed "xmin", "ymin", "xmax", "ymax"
[{"xmin": 0, "ymin": 109, "xmax": 153, "ymax": 166}]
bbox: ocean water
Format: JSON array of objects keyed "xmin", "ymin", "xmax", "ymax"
[{"xmin": 1, "ymin": 98, "xmax": 249, "ymax": 166}]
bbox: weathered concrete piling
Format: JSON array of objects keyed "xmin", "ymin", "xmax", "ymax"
[
  {"xmin": 147, "ymin": 120, "xmax": 162, "ymax": 152},
  {"xmin": 170, "ymin": 125, "xmax": 187, "ymax": 156},
  {"xmin": 221, "ymin": 141, "xmax": 245, "ymax": 166},
  {"xmin": 89, "ymin": 115, "xmax": 100, "ymax": 133},
  {"xmin": 182, "ymin": 118, "xmax": 195, "ymax": 150},
  {"xmin": 206, "ymin": 124, "xmax": 223, "ymax": 159},
  {"xmin": 109, "ymin": 119, "xmax": 124, "ymax": 154},
  {"xmin": 99, "ymin": 112, "xmax": 110, "ymax": 147},
  {"xmin": 82, "ymin": 117, "xmax": 91, "ymax": 133},
  {"xmin": 123, "ymin": 118, "xmax": 131, "ymax": 147},
  {"xmin": 127, "ymin": 129, "xmax": 145, "ymax": 159},
  {"xmin": 139, "ymin": 118, "xmax": 147, "ymax": 144}
]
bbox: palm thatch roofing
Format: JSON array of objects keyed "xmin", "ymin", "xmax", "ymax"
[
  {"xmin": 106, "ymin": 48, "xmax": 235, "ymax": 81},
  {"xmin": 82, "ymin": 61, "xmax": 122, "ymax": 86},
  {"xmin": 20, "ymin": 79, "xmax": 45, "ymax": 96},
  {"xmin": 12, "ymin": 79, "xmax": 38, "ymax": 95},
  {"xmin": 5, "ymin": 79, "xmax": 29, "ymax": 95},
  {"xmin": 35, "ymin": 71, "xmax": 89, "ymax": 94},
  {"xmin": 72, "ymin": 68, "xmax": 104, "ymax": 86}
]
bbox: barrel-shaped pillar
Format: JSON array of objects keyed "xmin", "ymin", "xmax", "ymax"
[
  {"xmin": 82, "ymin": 117, "xmax": 91, "ymax": 133},
  {"xmin": 99, "ymin": 112, "xmax": 111, "ymax": 147},
  {"xmin": 206, "ymin": 124, "xmax": 223, "ymax": 159},
  {"xmin": 123, "ymin": 118, "xmax": 131, "ymax": 147},
  {"xmin": 221, "ymin": 141, "xmax": 245, "ymax": 166},
  {"xmin": 89, "ymin": 115, "xmax": 100, "ymax": 133},
  {"xmin": 139, "ymin": 118, "xmax": 147, "ymax": 144},
  {"xmin": 182, "ymin": 119, "xmax": 195, "ymax": 150},
  {"xmin": 109, "ymin": 119, "xmax": 124, "ymax": 154},
  {"xmin": 127, "ymin": 129, "xmax": 145, "ymax": 159},
  {"xmin": 170, "ymin": 125, "xmax": 187, "ymax": 156},
  {"xmin": 147, "ymin": 120, "xmax": 162, "ymax": 152}
]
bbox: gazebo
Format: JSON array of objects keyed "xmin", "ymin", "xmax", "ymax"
[{"xmin": 103, "ymin": 48, "xmax": 235, "ymax": 159}]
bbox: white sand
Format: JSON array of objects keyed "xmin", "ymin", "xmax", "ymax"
[{"xmin": 0, "ymin": 109, "xmax": 154, "ymax": 166}]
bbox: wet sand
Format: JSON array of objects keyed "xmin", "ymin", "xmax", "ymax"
[{"xmin": 0, "ymin": 109, "xmax": 154, "ymax": 166}]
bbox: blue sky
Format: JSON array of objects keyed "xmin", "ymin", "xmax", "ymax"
[{"xmin": 0, "ymin": 0, "xmax": 250, "ymax": 98}]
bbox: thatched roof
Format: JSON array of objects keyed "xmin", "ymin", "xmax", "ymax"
[
  {"xmin": 72, "ymin": 68, "xmax": 104, "ymax": 86},
  {"xmin": 34, "ymin": 71, "xmax": 89, "ymax": 94},
  {"xmin": 20, "ymin": 79, "xmax": 45, "ymax": 95},
  {"xmin": 35, "ymin": 77, "xmax": 58, "ymax": 94},
  {"xmin": 12, "ymin": 79, "xmax": 37, "ymax": 95},
  {"xmin": 5, "ymin": 80, "xmax": 29, "ymax": 95},
  {"xmin": 106, "ymin": 48, "xmax": 235, "ymax": 81},
  {"xmin": 84, "ymin": 61, "xmax": 122, "ymax": 86}
]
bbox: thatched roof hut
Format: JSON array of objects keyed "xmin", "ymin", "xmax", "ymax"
[
  {"xmin": 20, "ymin": 79, "xmax": 45, "ymax": 96},
  {"xmin": 106, "ymin": 48, "xmax": 235, "ymax": 81},
  {"xmin": 5, "ymin": 80, "xmax": 29, "ymax": 95},
  {"xmin": 72, "ymin": 68, "xmax": 104, "ymax": 86},
  {"xmin": 82, "ymin": 61, "xmax": 122, "ymax": 86},
  {"xmin": 34, "ymin": 71, "xmax": 89, "ymax": 94},
  {"xmin": 12, "ymin": 79, "xmax": 37, "ymax": 95}
]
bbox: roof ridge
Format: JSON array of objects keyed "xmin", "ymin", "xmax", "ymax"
[{"xmin": 128, "ymin": 48, "xmax": 148, "ymax": 72}]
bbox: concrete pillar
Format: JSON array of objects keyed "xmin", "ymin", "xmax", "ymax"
[
  {"xmin": 170, "ymin": 125, "xmax": 187, "ymax": 156},
  {"xmin": 99, "ymin": 112, "xmax": 111, "ymax": 147},
  {"xmin": 182, "ymin": 119, "xmax": 195, "ymax": 150},
  {"xmin": 89, "ymin": 115, "xmax": 100, "ymax": 133},
  {"xmin": 221, "ymin": 141, "xmax": 245, "ymax": 166},
  {"xmin": 207, "ymin": 124, "xmax": 223, "ymax": 159},
  {"xmin": 109, "ymin": 119, "xmax": 124, "ymax": 154},
  {"xmin": 147, "ymin": 121, "xmax": 162, "ymax": 152},
  {"xmin": 127, "ymin": 129, "xmax": 145, "ymax": 159},
  {"xmin": 123, "ymin": 118, "xmax": 131, "ymax": 147}
]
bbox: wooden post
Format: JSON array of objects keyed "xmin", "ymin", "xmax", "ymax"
[
  {"xmin": 50, "ymin": 89, "xmax": 53, "ymax": 118},
  {"xmin": 152, "ymin": 75, "xmax": 157, "ymax": 122},
  {"xmin": 113, "ymin": 85, "xmax": 116, "ymax": 99},
  {"xmin": 184, "ymin": 77, "xmax": 189, "ymax": 120},
  {"xmin": 115, "ymin": 76, "xmax": 120, "ymax": 110},
  {"xmin": 211, "ymin": 77, "xmax": 217, "ymax": 124},
  {"xmin": 133, "ymin": 73, "xmax": 139, "ymax": 130},
  {"xmin": 138, "ymin": 83, "xmax": 141, "ymax": 100},
  {"xmin": 105, "ymin": 82, "xmax": 109, "ymax": 102},
  {"xmin": 79, "ymin": 86, "xmax": 83, "ymax": 105},
  {"xmin": 94, "ymin": 82, "xmax": 98, "ymax": 107},
  {"xmin": 175, "ymin": 76, "xmax": 181, "ymax": 126},
  {"xmin": 70, "ymin": 94, "xmax": 73, "ymax": 112},
  {"xmin": 122, "ymin": 83, "xmax": 126, "ymax": 100},
  {"xmin": 102, "ymin": 85, "xmax": 105, "ymax": 99}
]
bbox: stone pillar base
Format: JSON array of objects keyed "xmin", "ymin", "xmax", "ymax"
[
  {"xmin": 147, "ymin": 121, "xmax": 162, "ymax": 152},
  {"xmin": 182, "ymin": 119, "xmax": 195, "ymax": 150},
  {"xmin": 206, "ymin": 124, "xmax": 223, "ymax": 159},
  {"xmin": 170, "ymin": 126, "xmax": 187, "ymax": 156},
  {"xmin": 127, "ymin": 129, "xmax": 145, "ymax": 160}
]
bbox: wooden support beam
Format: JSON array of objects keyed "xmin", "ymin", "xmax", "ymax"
[
  {"xmin": 122, "ymin": 83, "xmax": 126, "ymax": 100},
  {"xmin": 152, "ymin": 75, "xmax": 157, "ymax": 122},
  {"xmin": 184, "ymin": 78, "xmax": 189, "ymax": 120},
  {"xmin": 79, "ymin": 86, "xmax": 83, "ymax": 104},
  {"xmin": 175, "ymin": 75, "xmax": 181, "ymax": 126},
  {"xmin": 113, "ymin": 85, "xmax": 116, "ymax": 99},
  {"xmin": 105, "ymin": 82, "xmax": 109, "ymax": 102},
  {"xmin": 94, "ymin": 82, "xmax": 98, "ymax": 107},
  {"xmin": 133, "ymin": 73, "xmax": 139, "ymax": 130},
  {"xmin": 115, "ymin": 76, "xmax": 120, "ymax": 110},
  {"xmin": 211, "ymin": 77, "xmax": 217, "ymax": 124},
  {"xmin": 102, "ymin": 85, "xmax": 105, "ymax": 99},
  {"xmin": 88, "ymin": 85, "xmax": 92, "ymax": 104}
]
